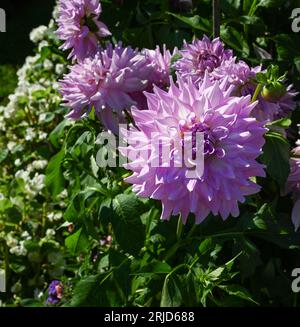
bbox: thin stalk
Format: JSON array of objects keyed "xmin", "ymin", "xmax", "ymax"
[
  {"xmin": 251, "ymin": 83, "xmax": 263, "ymax": 103},
  {"xmin": 213, "ymin": 0, "xmax": 220, "ymax": 38}
]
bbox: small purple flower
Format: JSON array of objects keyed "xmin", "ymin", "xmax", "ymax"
[
  {"xmin": 46, "ymin": 280, "xmax": 63, "ymax": 305},
  {"xmin": 174, "ymin": 35, "xmax": 233, "ymax": 84},
  {"xmin": 119, "ymin": 74, "xmax": 266, "ymax": 223},
  {"xmin": 56, "ymin": 0, "xmax": 111, "ymax": 61},
  {"xmin": 59, "ymin": 42, "xmax": 154, "ymax": 132}
]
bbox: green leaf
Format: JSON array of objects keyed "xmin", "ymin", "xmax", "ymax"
[
  {"xmin": 167, "ymin": 12, "xmax": 211, "ymax": 33},
  {"xmin": 161, "ymin": 274, "xmax": 182, "ymax": 307},
  {"xmin": 294, "ymin": 57, "xmax": 300, "ymax": 73},
  {"xmin": 137, "ymin": 261, "xmax": 172, "ymax": 275},
  {"xmin": 45, "ymin": 149, "xmax": 65, "ymax": 197},
  {"xmin": 70, "ymin": 274, "xmax": 107, "ymax": 307},
  {"xmin": 221, "ymin": 0, "xmax": 241, "ymax": 13},
  {"xmin": 218, "ymin": 284, "xmax": 259, "ymax": 305},
  {"xmin": 0, "ymin": 148, "xmax": 8, "ymax": 164},
  {"xmin": 266, "ymin": 118, "xmax": 291, "ymax": 129},
  {"xmin": 234, "ymin": 238, "xmax": 262, "ymax": 279},
  {"xmin": 275, "ymin": 34, "xmax": 300, "ymax": 61},
  {"xmin": 226, "ymin": 15, "xmax": 265, "ymax": 32},
  {"xmin": 20, "ymin": 299, "xmax": 43, "ymax": 307},
  {"xmin": 258, "ymin": 0, "xmax": 285, "ymax": 8},
  {"xmin": 253, "ymin": 204, "xmax": 269, "ymax": 230},
  {"xmin": 221, "ymin": 26, "xmax": 249, "ymax": 56},
  {"xmin": 49, "ymin": 119, "xmax": 73, "ymax": 148},
  {"xmin": 109, "ymin": 193, "xmax": 146, "ymax": 256},
  {"xmin": 261, "ymin": 131, "xmax": 290, "ymax": 188},
  {"xmin": 208, "ymin": 267, "xmax": 225, "ymax": 280},
  {"xmin": 65, "ymin": 227, "xmax": 89, "ymax": 255},
  {"xmin": 198, "ymin": 238, "xmax": 213, "ymax": 255}
]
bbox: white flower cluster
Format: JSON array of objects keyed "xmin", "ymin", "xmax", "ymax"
[
  {"xmin": 15, "ymin": 169, "xmax": 45, "ymax": 199},
  {"xmin": 29, "ymin": 25, "xmax": 48, "ymax": 43},
  {"xmin": 6, "ymin": 232, "xmax": 28, "ymax": 257},
  {"xmin": 0, "ymin": 21, "xmax": 66, "ymax": 202},
  {"xmin": 47, "ymin": 212, "xmax": 63, "ymax": 222},
  {"xmin": 0, "ymin": 8, "xmax": 68, "ymax": 304}
]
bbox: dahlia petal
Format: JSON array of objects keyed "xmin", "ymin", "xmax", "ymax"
[{"xmin": 292, "ymin": 199, "xmax": 300, "ymax": 231}]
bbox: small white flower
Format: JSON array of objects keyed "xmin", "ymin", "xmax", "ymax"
[
  {"xmin": 43, "ymin": 59, "xmax": 53, "ymax": 71},
  {"xmin": 58, "ymin": 189, "xmax": 68, "ymax": 199},
  {"xmin": 31, "ymin": 160, "xmax": 48, "ymax": 170},
  {"xmin": 27, "ymin": 163, "xmax": 34, "ymax": 172},
  {"xmin": 47, "ymin": 212, "xmax": 63, "ymax": 222},
  {"xmin": 38, "ymin": 131, "xmax": 48, "ymax": 141},
  {"xmin": 14, "ymin": 159, "xmax": 22, "ymax": 167},
  {"xmin": 31, "ymin": 173, "xmax": 45, "ymax": 191},
  {"xmin": 21, "ymin": 231, "xmax": 32, "ymax": 241},
  {"xmin": 38, "ymin": 40, "xmax": 49, "ymax": 52},
  {"xmin": 10, "ymin": 242, "xmax": 27, "ymax": 256},
  {"xmin": 47, "ymin": 212, "xmax": 55, "ymax": 222},
  {"xmin": 55, "ymin": 64, "xmax": 65, "ymax": 75},
  {"xmin": 52, "ymin": 82, "xmax": 60, "ymax": 90},
  {"xmin": 6, "ymin": 233, "xmax": 19, "ymax": 248},
  {"xmin": 7, "ymin": 141, "xmax": 17, "ymax": 152},
  {"xmin": 38, "ymin": 113, "xmax": 47, "ymax": 123},
  {"xmin": 29, "ymin": 25, "xmax": 48, "ymax": 43},
  {"xmin": 25, "ymin": 128, "xmax": 36, "ymax": 141},
  {"xmin": 15, "ymin": 169, "xmax": 30, "ymax": 181},
  {"xmin": 46, "ymin": 229, "xmax": 56, "ymax": 238},
  {"xmin": 38, "ymin": 132, "xmax": 48, "ymax": 141},
  {"xmin": 54, "ymin": 212, "xmax": 63, "ymax": 221}
]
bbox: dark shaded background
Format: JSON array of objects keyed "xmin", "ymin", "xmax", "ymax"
[{"xmin": 0, "ymin": 0, "xmax": 55, "ymax": 65}]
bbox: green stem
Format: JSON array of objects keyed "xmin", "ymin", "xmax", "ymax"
[
  {"xmin": 212, "ymin": 0, "xmax": 220, "ymax": 38},
  {"xmin": 164, "ymin": 222, "xmax": 198, "ymax": 262},
  {"xmin": 176, "ymin": 216, "xmax": 183, "ymax": 241},
  {"xmin": 251, "ymin": 83, "xmax": 262, "ymax": 103}
]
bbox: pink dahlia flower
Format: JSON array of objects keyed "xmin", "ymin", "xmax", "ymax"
[
  {"xmin": 119, "ymin": 74, "xmax": 266, "ymax": 223},
  {"xmin": 143, "ymin": 45, "xmax": 178, "ymax": 88},
  {"xmin": 56, "ymin": 0, "xmax": 111, "ymax": 61},
  {"xmin": 212, "ymin": 57, "xmax": 297, "ymax": 122},
  {"xmin": 173, "ymin": 35, "xmax": 233, "ymax": 84},
  {"xmin": 59, "ymin": 43, "xmax": 154, "ymax": 132},
  {"xmin": 286, "ymin": 145, "xmax": 300, "ymax": 231}
]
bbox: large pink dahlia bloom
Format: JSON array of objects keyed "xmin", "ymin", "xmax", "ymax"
[
  {"xmin": 59, "ymin": 43, "xmax": 154, "ymax": 131},
  {"xmin": 173, "ymin": 36, "xmax": 233, "ymax": 84},
  {"xmin": 120, "ymin": 75, "xmax": 266, "ymax": 223},
  {"xmin": 56, "ymin": 0, "xmax": 111, "ymax": 61}
]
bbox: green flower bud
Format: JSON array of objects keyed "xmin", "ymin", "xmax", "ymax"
[{"xmin": 261, "ymin": 82, "xmax": 286, "ymax": 101}]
